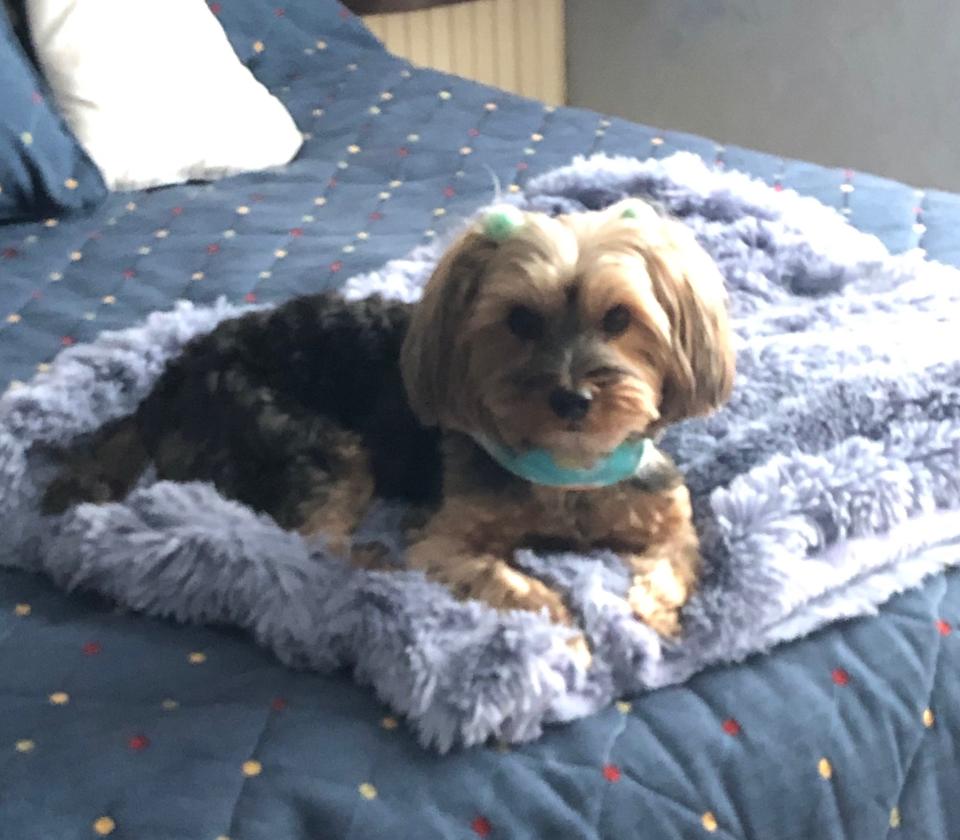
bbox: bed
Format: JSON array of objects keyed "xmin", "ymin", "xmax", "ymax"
[{"xmin": 1, "ymin": 2, "xmax": 958, "ymax": 838}]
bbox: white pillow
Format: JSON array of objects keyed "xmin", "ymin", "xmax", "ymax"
[{"xmin": 26, "ymin": 0, "xmax": 303, "ymax": 191}]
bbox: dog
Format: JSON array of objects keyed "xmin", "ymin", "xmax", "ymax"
[{"xmin": 43, "ymin": 199, "xmax": 734, "ymax": 660}]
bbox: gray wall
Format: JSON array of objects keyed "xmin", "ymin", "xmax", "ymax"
[{"xmin": 566, "ymin": 0, "xmax": 960, "ymax": 190}]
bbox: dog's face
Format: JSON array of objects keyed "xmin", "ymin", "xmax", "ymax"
[{"xmin": 401, "ymin": 200, "xmax": 734, "ymax": 466}]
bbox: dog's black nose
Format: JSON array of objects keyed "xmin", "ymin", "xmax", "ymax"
[{"xmin": 548, "ymin": 387, "xmax": 592, "ymax": 421}]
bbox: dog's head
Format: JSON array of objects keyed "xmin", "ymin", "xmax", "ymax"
[{"xmin": 400, "ymin": 200, "xmax": 734, "ymax": 467}]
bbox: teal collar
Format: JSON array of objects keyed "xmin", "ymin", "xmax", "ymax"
[{"xmin": 475, "ymin": 437, "xmax": 648, "ymax": 489}]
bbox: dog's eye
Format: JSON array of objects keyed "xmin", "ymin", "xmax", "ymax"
[
  {"xmin": 507, "ymin": 305, "xmax": 544, "ymax": 340},
  {"xmin": 602, "ymin": 304, "xmax": 631, "ymax": 336}
]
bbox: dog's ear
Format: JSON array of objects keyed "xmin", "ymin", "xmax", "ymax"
[
  {"xmin": 634, "ymin": 216, "xmax": 735, "ymax": 424},
  {"xmin": 401, "ymin": 230, "xmax": 499, "ymax": 427}
]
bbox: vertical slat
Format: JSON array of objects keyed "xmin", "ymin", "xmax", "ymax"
[
  {"xmin": 382, "ymin": 11, "xmax": 408, "ymax": 57},
  {"xmin": 493, "ymin": 0, "xmax": 517, "ymax": 92},
  {"xmin": 429, "ymin": 6, "xmax": 454, "ymax": 72},
  {"xmin": 514, "ymin": 0, "xmax": 540, "ymax": 98},
  {"xmin": 472, "ymin": 0, "xmax": 496, "ymax": 87},
  {"xmin": 451, "ymin": 2, "xmax": 475, "ymax": 81},
  {"xmin": 538, "ymin": 0, "xmax": 565, "ymax": 104},
  {"xmin": 406, "ymin": 9, "xmax": 431, "ymax": 67}
]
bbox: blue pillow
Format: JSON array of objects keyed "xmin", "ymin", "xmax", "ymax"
[{"xmin": 0, "ymin": 7, "xmax": 106, "ymax": 224}]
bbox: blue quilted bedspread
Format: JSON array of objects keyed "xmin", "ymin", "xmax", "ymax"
[{"xmin": 1, "ymin": 3, "xmax": 958, "ymax": 838}]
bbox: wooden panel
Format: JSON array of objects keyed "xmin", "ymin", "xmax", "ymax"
[{"xmin": 364, "ymin": 0, "xmax": 566, "ymax": 104}]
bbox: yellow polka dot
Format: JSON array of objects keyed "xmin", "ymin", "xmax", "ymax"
[
  {"xmin": 83, "ymin": 312, "xmax": 96, "ymax": 321},
  {"xmin": 316, "ymin": 39, "xmax": 327, "ymax": 50},
  {"xmin": 459, "ymin": 146, "xmax": 473, "ymax": 155},
  {"xmin": 137, "ymin": 246, "xmax": 151, "ymax": 256},
  {"xmin": 44, "ymin": 218, "xmax": 58, "ymax": 228},
  {"xmin": 223, "ymin": 229, "xmax": 236, "ymax": 239},
  {"xmin": 406, "ymin": 133, "xmax": 419, "ymax": 142},
  {"xmin": 358, "ymin": 782, "xmax": 377, "ymax": 800},
  {"xmin": 20, "ymin": 131, "xmax": 33, "ymax": 145},
  {"xmin": 49, "ymin": 271, "xmax": 62, "ymax": 281},
  {"xmin": 314, "ymin": 197, "xmax": 327, "ymax": 206},
  {"xmin": 818, "ymin": 757, "xmax": 833, "ymax": 779},
  {"xmin": 530, "ymin": 132, "xmax": 543, "ymax": 142},
  {"xmin": 342, "ymin": 244, "xmax": 355, "ymax": 254},
  {"xmin": 14, "ymin": 603, "xmax": 31, "ymax": 616},
  {"xmin": 438, "ymin": 90, "xmax": 452, "ymax": 100},
  {"xmin": 125, "ymin": 202, "xmax": 137, "ymax": 211},
  {"xmin": 70, "ymin": 251, "xmax": 82, "ymax": 261},
  {"xmin": 8, "ymin": 380, "xmax": 24, "ymax": 391},
  {"xmin": 840, "ymin": 182, "xmax": 855, "ymax": 194},
  {"xmin": 192, "ymin": 272, "xmax": 205, "ymax": 281},
  {"xmin": 378, "ymin": 191, "xmax": 391, "ymax": 200},
  {"xmin": 161, "ymin": 698, "xmax": 179, "ymax": 711},
  {"xmin": 274, "ymin": 249, "xmax": 287, "ymax": 259},
  {"xmin": 37, "ymin": 363, "xmax": 51, "ymax": 373},
  {"xmin": 102, "ymin": 295, "xmax": 116, "ymax": 305},
  {"xmin": 890, "ymin": 807, "xmax": 901, "ymax": 828},
  {"xmin": 701, "ymin": 811, "xmax": 718, "ymax": 833},
  {"xmin": 380, "ymin": 91, "xmax": 393, "ymax": 101},
  {"xmin": 336, "ymin": 160, "xmax": 348, "ymax": 170},
  {"xmin": 923, "ymin": 708, "xmax": 935, "ymax": 728},
  {"xmin": 155, "ymin": 229, "xmax": 169, "ymax": 239},
  {"xmin": 242, "ymin": 759, "xmax": 262, "ymax": 777},
  {"xmin": 259, "ymin": 270, "xmax": 272, "ymax": 279},
  {"xmin": 616, "ymin": 700, "xmax": 632, "ymax": 714},
  {"xmin": 433, "ymin": 207, "xmax": 446, "ymax": 217},
  {"xmin": 6, "ymin": 313, "xmax": 21, "ymax": 324},
  {"xmin": 545, "ymin": 105, "xmax": 556, "ymax": 113},
  {"xmin": 389, "ymin": 180, "xmax": 403, "ymax": 188},
  {"xmin": 484, "ymin": 102, "xmax": 498, "ymax": 111},
  {"xmin": 368, "ymin": 106, "xmax": 380, "ymax": 115},
  {"xmin": 347, "ymin": 144, "xmax": 360, "ymax": 154},
  {"xmin": 381, "ymin": 716, "xmax": 398, "ymax": 730},
  {"xmin": 49, "ymin": 691, "xmax": 69, "ymax": 706},
  {"xmin": 64, "ymin": 178, "xmax": 78, "ymax": 190},
  {"xmin": 188, "ymin": 651, "xmax": 206, "ymax": 664},
  {"xmin": 302, "ymin": 214, "xmax": 315, "ymax": 223},
  {"xmin": 508, "ymin": 184, "xmax": 521, "ymax": 193},
  {"xmin": 252, "ymin": 40, "xmax": 265, "ymax": 53},
  {"xmin": 92, "ymin": 816, "xmax": 116, "ymax": 836},
  {"xmin": 216, "ymin": 836, "xmax": 231, "ymax": 840},
  {"xmin": 356, "ymin": 231, "xmax": 369, "ymax": 240},
  {"xmin": 236, "ymin": 205, "xmax": 250, "ymax": 215},
  {"xmin": 15, "ymin": 739, "xmax": 35, "ymax": 753},
  {"xmin": 651, "ymin": 136, "xmax": 665, "ymax": 146}
]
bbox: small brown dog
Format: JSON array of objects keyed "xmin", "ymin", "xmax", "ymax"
[
  {"xmin": 44, "ymin": 199, "xmax": 733, "ymax": 661},
  {"xmin": 401, "ymin": 200, "xmax": 733, "ymax": 648}
]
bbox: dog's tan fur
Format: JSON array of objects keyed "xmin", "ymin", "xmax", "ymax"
[{"xmin": 399, "ymin": 200, "xmax": 733, "ymax": 655}]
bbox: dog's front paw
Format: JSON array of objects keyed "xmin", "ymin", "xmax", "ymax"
[
  {"xmin": 566, "ymin": 633, "xmax": 593, "ymax": 670},
  {"xmin": 627, "ymin": 559, "xmax": 690, "ymax": 638}
]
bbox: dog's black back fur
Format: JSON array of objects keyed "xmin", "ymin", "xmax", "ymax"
[{"xmin": 43, "ymin": 293, "xmax": 442, "ymax": 528}]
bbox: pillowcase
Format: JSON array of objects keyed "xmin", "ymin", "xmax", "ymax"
[
  {"xmin": 24, "ymin": 0, "xmax": 304, "ymax": 191},
  {"xmin": 0, "ymin": 4, "xmax": 106, "ymax": 223}
]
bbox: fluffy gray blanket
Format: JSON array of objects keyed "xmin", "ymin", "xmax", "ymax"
[{"xmin": 3, "ymin": 153, "xmax": 960, "ymax": 752}]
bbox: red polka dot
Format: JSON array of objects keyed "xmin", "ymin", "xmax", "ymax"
[
  {"xmin": 602, "ymin": 764, "xmax": 621, "ymax": 782},
  {"xmin": 937, "ymin": 619, "xmax": 952, "ymax": 636},
  {"xmin": 208, "ymin": 1, "xmax": 221, "ymax": 13},
  {"xmin": 82, "ymin": 641, "xmax": 101, "ymax": 656},
  {"xmin": 468, "ymin": 128, "xmax": 480, "ymax": 137},
  {"xmin": 128, "ymin": 734, "xmax": 150, "ymax": 751},
  {"xmin": 443, "ymin": 186, "xmax": 456, "ymax": 198},
  {"xmin": 722, "ymin": 718, "xmax": 741, "ymax": 736},
  {"xmin": 773, "ymin": 183, "xmax": 783, "ymax": 192},
  {"xmin": 270, "ymin": 696, "xmax": 287, "ymax": 712},
  {"xmin": 330, "ymin": 260, "xmax": 343, "ymax": 273},
  {"xmin": 831, "ymin": 668, "xmax": 850, "ymax": 686},
  {"xmin": 250, "ymin": 193, "xmax": 265, "ymax": 203},
  {"xmin": 471, "ymin": 815, "xmax": 491, "ymax": 837},
  {"xmin": 2, "ymin": 247, "xmax": 19, "ymax": 259},
  {"xmin": 397, "ymin": 147, "xmax": 409, "ymax": 157},
  {"xmin": 328, "ymin": 178, "xmax": 337, "ymax": 188},
  {"xmin": 339, "ymin": 6, "xmax": 351, "ymax": 18},
  {"xmin": 516, "ymin": 162, "xmax": 528, "ymax": 171},
  {"xmin": 369, "ymin": 211, "xmax": 383, "ymax": 221},
  {"xmin": 206, "ymin": 243, "xmax": 221, "ymax": 255},
  {"xmin": 61, "ymin": 336, "xmax": 75, "ymax": 347},
  {"xmin": 290, "ymin": 227, "xmax": 303, "ymax": 237},
  {"xmin": 843, "ymin": 168, "xmax": 853, "ymax": 180},
  {"xmin": 244, "ymin": 292, "xmax": 257, "ymax": 303},
  {"xmin": 31, "ymin": 290, "xmax": 43, "ymax": 300},
  {"xmin": 914, "ymin": 206, "xmax": 924, "ymax": 216},
  {"xmin": 31, "ymin": 91, "xmax": 43, "ymax": 104},
  {"xmin": 90, "ymin": 231, "xmax": 102, "ymax": 240},
  {"xmin": 275, "ymin": 7, "xmax": 285, "ymax": 16},
  {"xmin": 171, "ymin": 206, "xmax": 183, "ymax": 216},
  {"xmin": 122, "ymin": 268, "xmax": 136, "ymax": 279}
]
